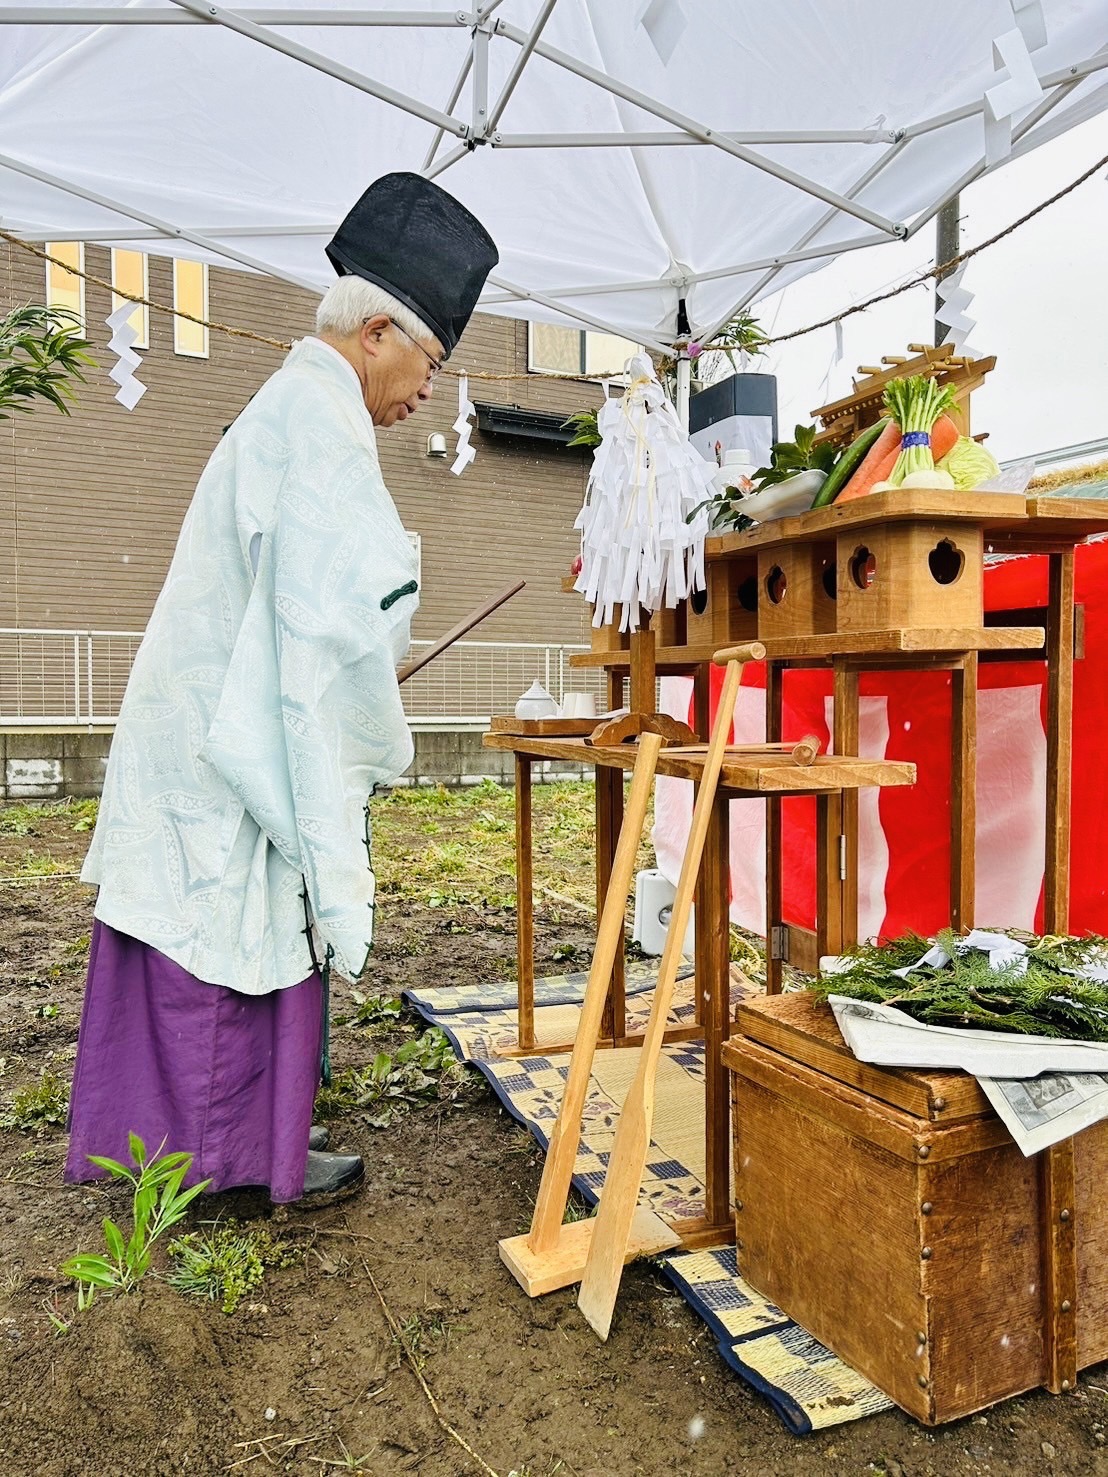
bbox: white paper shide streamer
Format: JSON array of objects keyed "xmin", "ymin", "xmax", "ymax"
[
  {"xmin": 574, "ymin": 354, "xmax": 714, "ymax": 633},
  {"xmin": 451, "ymin": 373, "xmax": 476, "ymax": 476},
  {"xmin": 935, "ymin": 265, "xmax": 980, "ymax": 358},
  {"xmin": 105, "ymin": 301, "xmax": 147, "ymax": 410}
]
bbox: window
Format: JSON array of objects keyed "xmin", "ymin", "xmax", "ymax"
[
  {"xmin": 111, "ymin": 249, "xmax": 149, "ymax": 349},
  {"xmin": 45, "ymin": 241, "xmax": 84, "ymax": 328},
  {"xmin": 527, "ymin": 322, "xmax": 640, "ymax": 379},
  {"xmin": 173, "ymin": 258, "xmax": 209, "ymax": 357}
]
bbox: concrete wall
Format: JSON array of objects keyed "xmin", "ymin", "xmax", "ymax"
[{"xmin": 0, "ymin": 728, "xmax": 586, "ymax": 801}]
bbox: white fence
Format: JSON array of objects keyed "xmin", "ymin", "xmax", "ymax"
[{"xmin": 0, "ymin": 629, "xmax": 606, "ymax": 727}]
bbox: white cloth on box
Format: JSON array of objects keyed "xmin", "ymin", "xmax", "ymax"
[{"xmin": 82, "ymin": 337, "xmax": 420, "ymax": 994}]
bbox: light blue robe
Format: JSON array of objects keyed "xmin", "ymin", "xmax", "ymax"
[{"xmin": 82, "ymin": 337, "xmax": 419, "ymax": 994}]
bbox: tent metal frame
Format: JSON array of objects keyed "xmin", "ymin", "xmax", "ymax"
[{"xmin": 2, "ymin": 3, "xmax": 1106, "ymax": 347}]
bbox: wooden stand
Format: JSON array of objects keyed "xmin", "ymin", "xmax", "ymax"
[{"xmin": 483, "ymin": 735, "xmax": 915, "ymax": 1248}]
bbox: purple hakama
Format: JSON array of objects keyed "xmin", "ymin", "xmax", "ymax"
[{"xmin": 65, "ymin": 921, "xmax": 323, "ymax": 1203}]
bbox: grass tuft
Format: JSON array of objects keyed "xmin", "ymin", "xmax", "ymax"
[
  {"xmin": 168, "ymin": 1219, "xmax": 300, "ymax": 1314},
  {"xmin": 2, "ymin": 1069, "xmax": 70, "ymax": 1132}
]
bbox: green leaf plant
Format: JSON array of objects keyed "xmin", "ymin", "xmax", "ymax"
[
  {"xmin": 0, "ymin": 304, "xmax": 96, "ymax": 419},
  {"xmin": 61, "ymin": 1133, "xmax": 210, "ymax": 1308}
]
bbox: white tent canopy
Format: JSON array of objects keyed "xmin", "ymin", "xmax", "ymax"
[{"xmin": 1, "ymin": 0, "xmax": 1106, "ymax": 350}]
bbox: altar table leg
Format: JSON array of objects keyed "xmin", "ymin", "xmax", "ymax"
[
  {"xmin": 596, "ymin": 765, "xmax": 626, "ymax": 1043},
  {"xmin": 1040, "ymin": 1137, "xmax": 1078, "ymax": 1393},
  {"xmin": 950, "ymin": 653, "xmax": 978, "ymax": 934},
  {"xmin": 831, "ymin": 662, "xmax": 858, "ymax": 953},
  {"xmin": 1045, "ymin": 550, "xmax": 1075, "ymax": 934},
  {"xmin": 765, "ymin": 661, "xmax": 784, "ymax": 994},
  {"xmin": 515, "ymin": 754, "xmax": 535, "ymax": 1052},
  {"xmin": 699, "ymin": 787, "xmax": 732, "ymax": 1232}
]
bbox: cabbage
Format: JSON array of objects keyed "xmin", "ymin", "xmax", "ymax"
[{"xmin": 937, "ymin": 436, "xmax": 1000, "ymax": 491}]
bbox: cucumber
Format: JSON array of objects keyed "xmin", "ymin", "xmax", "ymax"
[{"xmin": 810, "ymin": 417, "xmax": 891, "ymax": 508}]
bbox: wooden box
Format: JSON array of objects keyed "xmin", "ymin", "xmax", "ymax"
[
  {"xmin": 724, "ymin": 991, "xmax": 1108, "ymax": 1424},
  {"xmin": 755, "ymin": 540, "xmax": 837, "ymax": 641},
  {"xmin": 685, "ymin": 555, "xmax": 758, "ymax": 648},
  {"xmin": 835, "ymin": 521, "xmax": 983, "ymax": 634}
]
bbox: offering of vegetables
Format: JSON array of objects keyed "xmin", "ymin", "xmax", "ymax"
[
  {"xmin": 810, "ymin": 417, "xmax": 889, "ymax": 508},
  {"xmin": 882, "ymin": 375, "xmax": 958, "ymax": 487},
  {"xmin": 937, "ymin": 435, "xmax": 1001, "ymax": 490}
]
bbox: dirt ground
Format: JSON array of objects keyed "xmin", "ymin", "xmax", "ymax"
[{"xmin": 1, "ymin": 795, "xmax": 1108, "ymax": 1477}]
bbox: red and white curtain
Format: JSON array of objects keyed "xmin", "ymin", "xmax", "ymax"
[{"xmin": 653, "ymin": 543, "xmax": 1108, "ymax": 941}]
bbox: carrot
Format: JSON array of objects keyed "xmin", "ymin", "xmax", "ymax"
[
  {"xmin": 835, "ymin": 413, "xmax": 960, "ymax": 502},
  {"xmin": 834, "ymin": 419, "xmax": 901, "ymax": 501},
  {"xmin": 928, "ymin": 414, "xmax": 960, "ymax": 465}
]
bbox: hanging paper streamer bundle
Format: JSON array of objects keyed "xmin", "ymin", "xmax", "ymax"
[{"xmin": 573, "ymin": 354, "xmax": 714, "ymax": 633}]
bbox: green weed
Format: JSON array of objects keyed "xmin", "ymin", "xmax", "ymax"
[
  {"xmin": 1, "ymin": 1068, "xmax": 70, "ymax": 1132},
  {"xmin": 1, "ymin": 849, "xmax": 71, "ymax": 880},
  {"xmin": 335, "ymin": 990, "xmax": 405, "ymax": 1028},
  {"xmin": 311, "ymin": 1438, "xmax": 376, "ymax": 1470},
  {"xmin": 0, "ymin": 797, "xmax": 98, "ymax": 836},
  {"xmin": 61, "ymin": 1134, "xmax": 210, "ymax": 1306},
  {"xmin": 395, "ymin": 1308, "xmax": 449, "ymax": 1372},
  {"xmin": 314, "ymin": 1028, "xmax": 479, "ymax": 1126},
  {"xmin": 167, "ymin": 1219, "xmax": 300, "ymax": 1313}
]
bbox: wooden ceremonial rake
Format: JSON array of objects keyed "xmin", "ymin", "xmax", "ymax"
[
  {"xmin": 576, "ymin": 639, "xmax": 766, "ymax": 1339},
  {"xmin": 498, "ymin": 640, "xmax": 767, "ymax": 1302}
]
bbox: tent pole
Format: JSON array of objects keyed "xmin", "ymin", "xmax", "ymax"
[
  {"xmin": 480, "ymin": 229, "xmax": 889, "ymax": 305},
  {"xmin": 0, "ymin": 7, "xmax": 464, "ymax": 22},
  {"xmin": 899, "ymin": 49, "xmax": 1108, "ymax": 139},
  {"xmin": 421, "ymin": 47, "xmax": 474, "ymax": 171},
  {"xmin": 486, "ymin": 0, "xmax": 558, "ymax": 134},
  {"xmin": 676, "ymin": 356, "xmax": 691, "ymax": 435},
  {"xmin": 715, "ymin": 137, "xmax": 912, "ymax": 327},
  {"xmin": 423, "ymin": 143, "xmax": 471, "ymax": 181},
  {"xmin": 902, "ymin": 73, "xmax": 1087, "ymax": 242},
  {"xmin": 494, "ymin": 128, "xmax": 899, "ymax": 147}
]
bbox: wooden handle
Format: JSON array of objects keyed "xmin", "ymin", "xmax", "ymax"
[
  {"xmin": 712, "ymin": 641, "xmax": 766, "ymax": 667},
  {"xmin": 791, "ymin": 733, "xmax": 821, "ymax": 767},
  {"xmin": 397, "ymin": 580, "xmax": 525, "ymax": 684},
  {"xmin": 528, "ymin": 732, "xmax": 664, "ymax": 1256},
  {"xmin": 578, "ymin": 655, "xmax": 745, "ymax": 1340}
]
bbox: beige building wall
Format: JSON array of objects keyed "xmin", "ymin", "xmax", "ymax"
[{"xmin": 0, "ymin": 240, "xmax": 598, "ymax": 647}]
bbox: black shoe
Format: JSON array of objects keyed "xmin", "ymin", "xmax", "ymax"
[
  {"xmin": 308, "ymin": 1124, "xmax": 330, "ymax": 1152},
  {"xmin": 299, "ymin": 1151, "xmax": 364, "ymax": 1208}
]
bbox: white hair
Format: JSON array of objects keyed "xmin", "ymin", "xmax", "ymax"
[{"xmin": 315, "ymin": 275, "xmax": 439, "ymax": 352}]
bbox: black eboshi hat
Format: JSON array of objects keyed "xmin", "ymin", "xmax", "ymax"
[{"xmin": 326, "ymin": 172, "xmax": 499, "ymax": 357}]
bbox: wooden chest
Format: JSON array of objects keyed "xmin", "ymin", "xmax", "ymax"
[{"xmin": 724, "ymin": 991, "xmax": 1108, "ymax": 1424}]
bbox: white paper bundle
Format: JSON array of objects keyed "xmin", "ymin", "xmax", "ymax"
[{"xmin": 573, "ymin": 354, "xmax": 714, "ymax": 633}]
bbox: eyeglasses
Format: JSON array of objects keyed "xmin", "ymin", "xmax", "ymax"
[{"xmin": 389, "ymin": 319, "xmax": 444, "ymax": 382}]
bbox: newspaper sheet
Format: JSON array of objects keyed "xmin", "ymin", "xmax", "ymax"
[
  {"xmin": 826, "ymin": 996, "xmax": 1108, "ymax": 1156},
  {"xmin": 977, "ymin": 1072, "xmax": 1108, "ymax": 1156},
  {"xmin": 826, "ymin": 995, "xmax": 1108, "ymax": 1077}
]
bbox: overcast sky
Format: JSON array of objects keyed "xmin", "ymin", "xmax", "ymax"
[{"xmin": 754, "ymin": 110, "xmax": 1108, "ymax": 464}]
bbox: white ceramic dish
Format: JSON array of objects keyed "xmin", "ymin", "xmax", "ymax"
[{"xmin": 737, "ymin": 468, "xmax": 826, "ymax": 523}]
